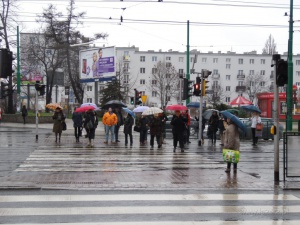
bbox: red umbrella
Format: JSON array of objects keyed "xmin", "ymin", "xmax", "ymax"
[
  {"xmin": 166, "ymin": 104, "xmax": 188, "ymax": 111},
  {"xmin": 75, "ymin": 105, "xmax": 96, "ymax": 113},
  {"xmin": 229, "ymin": 96, "xmax": 252, "ymax": 106}
]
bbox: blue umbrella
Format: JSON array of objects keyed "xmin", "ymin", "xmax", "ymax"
[
  {"xmin": 187, "ymin": 102, "xmax": 200, "ymax": 108},
  {"xmin": 241, "ymin": 105, "xmax": 261, "ymax": 114},
  {"xmin": 122, "ymin": 107, "xmax": 136, "ymax": 118},
  {"xmin": 220, "ymin": 111, "xmax": 247, "ymax": 134}
]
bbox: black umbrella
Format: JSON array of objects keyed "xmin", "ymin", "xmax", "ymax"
[{"xmin": 102, "ymin": 100, "xmax": 127, "ymax": 109}]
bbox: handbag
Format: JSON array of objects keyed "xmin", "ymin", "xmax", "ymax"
[
  {"xmin": 222, "ymin": 149, "xmax": 240, "ymax": 164},
  {"xmin": 134, "ymin": 125, "xmax": 141, "ymax": 132},
  {"xmin": 62, "ymin": 121, "xmax": 67, "ymax": 131},
  {"xmin": 256, "ymin": 123, "xmax": 263, "ymax": 131}
]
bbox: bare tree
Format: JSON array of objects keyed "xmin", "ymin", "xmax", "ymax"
[
  {"xmin": 0, "ymin": 0, "xmax": 19, "ymax": 50},
  {"xmin": 37, "ymin": 0, "xmax": 107, "ymax": 104},
  {"xmin": 150, "ymin": 61, "xmax": 179, "ymax": 109},
  {"xmin": 244, "ymin": 73, "xmax": 270, "ymax": 102},
  {"xmin": 206, "ymin": 85, "xmax": 227, "ymax": 107},
  {"xmin": 262, "ymin": 34, "xmax": 277, "ymax": 55}
]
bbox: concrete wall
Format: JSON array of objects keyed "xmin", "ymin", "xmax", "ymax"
[{"xmin": 2, "ymin": 114, "xmax": 53, "ymax": 124}]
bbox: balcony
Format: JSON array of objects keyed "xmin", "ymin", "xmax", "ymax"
[
  {"xmin": 123, "ymin": 68, "xmax": 130, "ymax": 73},
  {"xmin": 235, "ymin": 86, "xmax": 246, "ymax": 92},
  {"xmin": 237, "ymin": 74, "xmax": 245, "ymax": 79},
  {"xmin": 212, "ymin": 85, "xmax": 220, "ymax": 90},
  {"xmin": 123, "ymin": 55, "xmax": 130, "ymax": 61},
  {"xmin": 212, "ymin": 74, "xmax": 220, "ymax": 79}
]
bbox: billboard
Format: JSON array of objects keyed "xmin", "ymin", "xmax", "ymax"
[{"xmin": 79, "ymin": 47, "xmax": 116, "ymax": 83}]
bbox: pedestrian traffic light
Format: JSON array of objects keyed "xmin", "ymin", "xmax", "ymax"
[
  {"xmin": 0, "ymin": 49, "xmax": 14, "ymax": 78},
  {"xmin": 0, "ymin": 81, "xmax": 9, "ymax": 98},
  {"xmin": 193, "ymin": 83, "xmax": 201, "ymax": 96},
  {"xmin": 183, "ymin": 78, "xmax": 193, "ymax": 100},
  {"xmin": 202, "ymin": 79, "xmax": 209, "ymax": 96},
  {"xmin": 130, "ymin": 97, "xmax": 134, "ymax": 105},
  {"xmin": 276, "ymin": 59, "xmax": 288, "ymax": 86}
]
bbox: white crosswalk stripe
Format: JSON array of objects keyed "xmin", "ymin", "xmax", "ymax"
[{"xmin": 0, "ymin": 193, "xmax": 299, "ymax": 224}]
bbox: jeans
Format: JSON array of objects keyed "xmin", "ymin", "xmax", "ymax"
[
  {"xmin": 105, "ymin": 125, "xmax": 115, "ymax": 142},
  {"xmin": 115, "ymin": 125, "xmax": 120, "ymax": 141}
]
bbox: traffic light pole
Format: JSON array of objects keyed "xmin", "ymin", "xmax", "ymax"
[
  {"xmin": 35, "ymin": 89, "xmax": 39, "ymax": 141},
  {"xmin": 7, "ymin": 75, "xmax": 13, "ymax": 114},
  {"xmin": 186, "ymin": 20, "xmax": 190, "ymax": 105},
  {"xmin": 198, "ymin": 73, "xmax": 203, "ymax": 146}
]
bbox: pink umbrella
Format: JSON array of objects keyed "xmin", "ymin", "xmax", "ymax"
[
  {"xmin": 166, "ymin": 104, "xmax": 188, "ymax": 111},
  {"xmin": 75, "ymin": 105, "xmax": 95, "ymax": 113},
  {"xmin": 229, "ymin": 96, "xmax": 252, "ymax": 106}
]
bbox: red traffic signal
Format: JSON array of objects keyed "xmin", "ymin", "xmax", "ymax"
[{"xmin": 193, "ymin": 83, "xmax": 201, "ymax": 96}]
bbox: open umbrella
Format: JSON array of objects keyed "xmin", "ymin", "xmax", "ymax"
[
  {"xmin": 133, "ymin": 106, "xmax": 149, "ymax": 113},
  {"xmin": 80, "ymin": 103, "xmax": 100, "ymax": 111},
  {"xmin": 229, "ymin": 96, "xmax": 252, "ymax": 106},
  {"xmin": 102, "ymin": 100, "xmax": 127, "ymax": 109},
  {"xmin": 142, "ymin": 107, "xmax": 163, "ymax": 116},
  {"xmin": 46, "ymin": 103, "xmax": 63, "ymax": 110},
  {"xmin": 187, "ymin": 102, "xmax": 200, "ymax": 108},
  {"xmin": 166, "ymin": 104, "xmax": 188, "ymax": 111},
  {"xmin": 75, "ymin": 105, "xmax": 95, "ymax": 113},
  {"xmin": 203, "ymin": 109, "xmax": 219, "ymax": 120},
  {"xmin": 226, "ymin": 109, "xmax": 240, "ymax": 115},
  {"xmin": 122, "ymin": 107, "xmax": 136, "ymax": 118},
  {"xmin": 220, "ymin": 111, "xmax": 247, "ymax": 134},
  {"xmin": 241, "ymin": 105, "xmax": 261, "ymax": 114}
]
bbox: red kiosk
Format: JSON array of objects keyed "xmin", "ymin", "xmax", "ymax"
[{"xmin": 257, "ymin": 89, "xmax": 300, "ymax": 120}]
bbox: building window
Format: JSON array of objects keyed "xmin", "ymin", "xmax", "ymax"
[
  {"xmin": 166, "ymin": 96, "xmax": 171, "ymax": 101},
  {"xmin": 140, "ymin": 56, "xmax": 145, "ymax": 62},
  {"xmin": 87, "ymin": 98, "xmax": 92, "ymax": 103},
  {"xmin": 238, "ymin": 70, "xmax": 244, "ymax": 75},
  {"xmin": 296, "ymin": 71, "xmax": 300, "ymax": 76},
  {"xmin": 166, "ymin": 62, "xmax": 172, "ymax": 68},
  {"xmin": 238, "ymin": 58, "xmax": 243, "ymax": 64},
  {"xmin": 213, "ymin": 81, "xmax": 218, "ymax": 87},
  {"xmin": 226, "ymin": 75, "xmax": 230, "ymax": 80},
  {"xmin": 140, "ymin": 79, "xmax": 145, "ymax": 85},
  {"xmin": 213, "ymin": 58, "xmax": 218, "ymax": 63},
  {"xmin": 249, "ymin": 70, "xmax": 254, "ymax": 75},
  {"xmin": 87, "ymin": 86, "xmax": 92, "ymax": 91},
  {"xmin": 261, "ymin": 59, "xmax": 266, "ymax": 64},
  {"xmin": 152, "ymin": 68, "xmax": 157, "ymax": 74},
  {"xmin": 152, "ymin": 91, "xmax": 157, "ymax": 97},
  {"xmin": 141, "ymin": 91, "xmax": 145, "ymax": 95},
  {"xmin": 225, "ymin": 97, "xmax": 230, "ymax": 102},
  {"xmin": 124, "ymin": 75, "xmax": 129, "ymax": 84},
  {"xmin": 226, "ymin": 64, "xmax": 231, "ymax": 69},
  {"xmin": 260, "ymin": 70, "xmax": 265, "ymax": 75},
  {"xmin": 152, "ymin": 80, "xmax": 157, "ymax": 85},
  {"xmin": 238, "ymin": 81, "xmax": 244, "ymax": 86},
  {"xmin": 202, "ymin": 57, "xmax": 207, "ymax": 63},
  {"xmin": 226, "ymin": 58, "xmax": 231, "ymax": 63},
  {"xmin": 179, "ymin": 57, "xmax": 184, "ymax": 62},
  {"xmin": 99, "ymin": 86, "xmax": 105, "ymax": 91},
  {"xmin": 152, "ymin": 56, "xmax": 157, "ymax": 62},
  {"xmin": 226, "ymin": 86, "xmax": 230, "ymax": 91},
  {"xmin": 296, "ymin": 82, "xmax": 300, "ymax": 86},
  {"xmin": 250, "ymin": 59, "xmax": 254, "ymax": 64},
  {"xmin": 140, "ymin": 68, "xmax": 145, "ymax": 73},
  {"xmin": 260, "ymin": 81, "xmax": 265, "ymax": 87},
  {"xmin": 166, "ymin": 56, "xmax": 171, "ymax": 61},
  {"xmin": 213, "ymin": 69, "xmax": 218, "ymax": 75},
  {"xmin": 190, "ymin": 57, "xmax": 194, "ymax": 63},
  {"xmin": 295, "ymin": 60, "xmax": 300, "ymax": 65},
  {"xmin": 179, "ymin": 69, "xmax": 184, "ymax": 75},
  {"xmin": 166, "ymin": 74, "xmax": 171, "ymax": 78},
  {"xmin": 124, "ymin": 51, "xmax": 129, "ymax": 56},
  {"xmin": 250, "ymin": 81, "xmax": 254, "ymax": 86}
]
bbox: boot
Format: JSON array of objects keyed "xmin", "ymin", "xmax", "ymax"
[
  {"xmin": 87, "ymin": 140, "xmax": 91, "ymax": 147},
  {"xmin": 91, "ymin": 139, "xmax": 94, "ymax": 147}
]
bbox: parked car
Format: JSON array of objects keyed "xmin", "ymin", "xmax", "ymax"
[
  {"xmin": 164, "ymin": 115, "xmax": 199, "ymax": 136},
  {"xmin": 239, "ymin": 117, "xmax": 283, "ymax": 140}
]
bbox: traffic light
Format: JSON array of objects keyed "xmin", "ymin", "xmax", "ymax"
[
  {"xmin": 35, "ymin": 81, "xmax": 46, "ymax": 96},
  {"xmin": 276, "ymin": 59, "xmax": 288, "ymax": 86},
  {"xmin": 0, "ymin": 49, "xmax": 14, "ymax": 78},
  {"xmin": 0, "ymin": 81, "xmax": 9, "ymax": 98},
  {"xmin": 183, "ymin": 78, "xmax": 193, "ymax": 100},
  {"xmin": 202, "ymin": 69, "xmax": 212, "ymax": 78},
  {"xmin": 202, "ymin": 79, "xmax": 209, "ymax": 96},
  {"xmin": 193, "ymin": 83, "xmax": 201, "ymax": 96},
  {"xmin": 130, "ymin": 97, "xmax": 134, "ymax": 105},
  {"xmin": 135, "ymin": 89, "xmax": 142, "ymax": 105}
]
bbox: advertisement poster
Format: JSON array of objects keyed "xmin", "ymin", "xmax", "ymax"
[
  {"xmin": 21, "ymin": 66, "xmax": 43, "ymax": 84},
  {"xmin": 79, "ymin": 47, "xmax": 115, "ymax": 83}
]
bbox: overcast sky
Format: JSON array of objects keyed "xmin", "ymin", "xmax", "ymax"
[{"xmin": 17, "ymin": 0, "xmax": 300, "ymax": 55}]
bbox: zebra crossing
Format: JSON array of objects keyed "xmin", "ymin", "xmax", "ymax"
[{"xmin": 0, "ymin": 192, "xmax": 300, "ymax": 224}]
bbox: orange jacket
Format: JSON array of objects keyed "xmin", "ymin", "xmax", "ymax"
[{"xmin": 102, "ymin": 112, "xmax": 118, "ymax": 126}]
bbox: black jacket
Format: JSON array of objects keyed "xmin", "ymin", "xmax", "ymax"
[
  {"xmin": 139, "ymin": 117, "xmax": 149, "ymax": 131},
  {"xmin": 123, "ymin": 115, "xmax": 134, "ymax": 134},
  {"xmin": 84, "ymin": 111, "xmax": 98, "ymax": 129},
  {"xmin": 171, "ymin": 115, "xmax": 187, "ymax": 133}
]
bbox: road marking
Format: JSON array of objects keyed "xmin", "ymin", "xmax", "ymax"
[{"xmin": 0, "ymin": 194, "xmax": 299, "ymax": 202}]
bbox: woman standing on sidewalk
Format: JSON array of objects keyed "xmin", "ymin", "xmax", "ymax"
[
  {"xmin": 21, "ymin": 105, "xmax": 28, "ymax": 124},
  {"xmin": 224, "ymin": 117, "xmax": 240, "ymax": 173},
  {"xmin": 123, "ymin": 113, "xmax": 134, "ymax": 146},
  {"xmin": 251, "ymin": 112, "xmax": 261, "ymax": 146},
  {"xmin": 208, "ymin": 111, "xmax": 219, "ymax": 145},
  {"xmin": 52, "ymin": 107, "xmax": 65, "ymax": 143},
  {"xmin": 171, "ymin": 110, "xmax": 187, "ymax": 153},
  {"xmin": 84, "ymin": 109, "xmax": 98, "ymax": 147}
]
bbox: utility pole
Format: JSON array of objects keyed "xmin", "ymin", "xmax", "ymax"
[
  {"xmin": 287, "ymin": 0, "xmax": 294, "ymax": 131},
  {"xmin": 17, "ymin": 26, "xmax": 21, "ymax": 111},
  {"xmin": 186, "ymin": 20, "xmax": 190, "ymax": 105}
]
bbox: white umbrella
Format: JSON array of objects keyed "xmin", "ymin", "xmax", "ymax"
[
  {"xmin": 142, "ymin": 107, "xmax": 163, "ymax": 116},
  {"xmin": 133, "ymin": 106, "xmax": 149, "ymax": 113}
]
